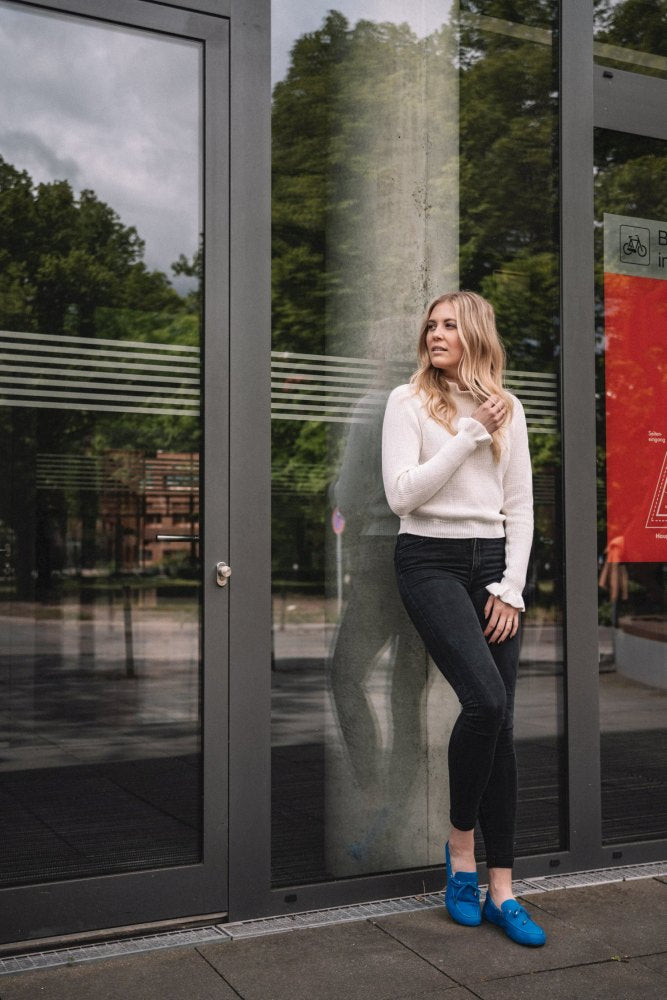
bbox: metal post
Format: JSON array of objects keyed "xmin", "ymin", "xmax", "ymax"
[{"xmin": 560, "ymin": 0, "xmax": 601, "ymax": 867}]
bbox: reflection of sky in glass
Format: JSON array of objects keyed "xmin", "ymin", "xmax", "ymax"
[
  {"xmin": 271, "ymin": 0, "xmax": 456, "ymax": 84},
  {"xmin": 0, "ymin": 1, "xmax": 201, "ymax": 290}
]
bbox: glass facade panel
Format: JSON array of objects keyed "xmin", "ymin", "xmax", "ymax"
[
  {"xmin": 595, "ymin": 128, "xmax": 667, "ymax": 845},
  {"xmin": 0, "ymin": 2, "xmax": 203, "ymax": 885},
  {"xmin": 594, "ymin": 0, "xmax": 667, "ymax": 80},
  {"xmin": 271, "ymin": 1, "xmax": 565, "ymax": 886}
]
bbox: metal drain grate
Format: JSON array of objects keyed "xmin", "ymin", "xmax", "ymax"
[
  {"xmin": 221, "ymin": 893, "xmax": 444, "ymax": 940},
  {"xmin": 1, "ymin": 860, "xmax": 665, "ymax": 976},
  {"xmin": 0, "ymin": 926, "xmax": 227, "ymax": 977},
  {"xmin": 518, "ymin": 861, "xmax": 667, "ymax": 893}
]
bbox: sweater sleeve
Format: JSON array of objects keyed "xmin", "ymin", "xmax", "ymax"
[
  {"xmin": 485, "ymin": 398, "xmax": 534, "ymax": 610},
  {"xmin": 382, "ymin": 386, "xmax": 492, "ymax": 518}
]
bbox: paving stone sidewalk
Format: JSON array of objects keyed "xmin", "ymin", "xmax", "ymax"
[{"xmin": 0, "ymin": 877, "xmax": 665, "ymax": 999}]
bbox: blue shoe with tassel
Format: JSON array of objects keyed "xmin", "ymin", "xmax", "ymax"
[
  {"xmin": 444, "ymin": 842, "xmax": 481, "ymax": 926},
  {"xmin": 482, "ymin": 894, "xmax": 546, "ymax": 946}
]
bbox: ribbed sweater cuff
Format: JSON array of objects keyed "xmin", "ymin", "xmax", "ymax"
[{"xmin": 457, "ymin": 416, "xmax": 492, "ymax": 443}]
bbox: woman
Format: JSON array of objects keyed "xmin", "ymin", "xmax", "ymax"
[{"xmin": 381, "ymin": 291, "xmax": 545, "ymax": 947}]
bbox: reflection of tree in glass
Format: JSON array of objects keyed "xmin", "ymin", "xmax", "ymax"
[
  {"xmin": 457, "ymin": 2, "xmax": 559, "ymax": 370},
  {"xmin": 0, "ymin": 157, "xmax": 182, "ymax": 335},
  {"xmin": 594, "ymin": 0, "xmax": 667, "ymax": 79},
  {"xmin": 0, "ymin": 156, "xmax": 199, "ymax": 596}
]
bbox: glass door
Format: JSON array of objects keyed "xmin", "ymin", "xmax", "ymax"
[{"xmin": 0, "ymin": 0, "xmax": 229, "ymax": 942}]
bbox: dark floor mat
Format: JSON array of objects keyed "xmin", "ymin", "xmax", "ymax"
[
  {"xmin": 0, "ymin": 754, "xmax": 201, "ymax": 887},
  {"xmin": 271, "ymin": 730, "xmax": 667, "ymax": 885}
]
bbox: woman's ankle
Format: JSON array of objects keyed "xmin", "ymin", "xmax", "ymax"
[
  {"xmin": 487, "ymin": 867, "xmax": 514, "ymax": 906},
  {"xmin": 448, "ymin": 826, "xmax": 474, "ymax": 850},
  {"xmin": 448, "ymin": 828, "xmax": 476, "ymax": 871}
]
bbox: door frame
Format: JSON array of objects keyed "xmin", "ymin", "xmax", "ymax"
[
  {"xmin": 0, "ymin": 0, "xmax": 230, "ymax": 945},
  {"xmin": 595, "ymin": 64, "xmax": 667, "ymax": 140},
  {"xmin": 590, "ymin": 46, "xmax": 667, "ymax": 866},
  {"xmin": 561, "ymin": 0, "xmax": 667, "ymax": 877}
]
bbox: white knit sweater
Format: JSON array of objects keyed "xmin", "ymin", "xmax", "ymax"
[{"xmin": 381, "ymin": 381, "xmax": 534, "ymax": 610}]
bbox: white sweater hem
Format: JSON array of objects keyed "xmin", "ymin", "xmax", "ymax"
[{"xmin": 398, "ymin": 517, "xmax": 506, "ymax": 538}]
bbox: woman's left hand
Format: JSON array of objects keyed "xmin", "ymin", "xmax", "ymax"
[{"xmin": 483, "ymin": 595, "xmax": 520, "ymax": 643}]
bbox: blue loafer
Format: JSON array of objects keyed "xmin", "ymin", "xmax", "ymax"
[
  {"xmin": 482, "ymin": 894, "xmax": 546, "ymax": 946},
  {"xmin": 444, "ymin": 842, "xmax": 481, "ymax": 926}
]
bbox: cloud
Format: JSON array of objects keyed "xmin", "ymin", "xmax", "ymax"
[
  {"xmin": 0, "ymin": 4, "xmax": 201, "ymax": 286},
  {"xmin": 0, "ymin": 128, "xmax": 82, "ymax": 187}
]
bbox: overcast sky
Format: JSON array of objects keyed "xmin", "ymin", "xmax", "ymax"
[
  {"xmin": 0, "ymin": 2, "xmax": 201, "ymax": 293},
  {"xmin": 272, "ymin": 1, "xmax": 455, "ymax": 84}
]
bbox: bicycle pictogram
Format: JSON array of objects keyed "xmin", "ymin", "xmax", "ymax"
[
  {"xmin": 619, "ymin": 224, "xmax": 650, "ymax": 265},
  {"xmin": 622, "ymin": 233, "xmax": 648, "ymax": 257}
]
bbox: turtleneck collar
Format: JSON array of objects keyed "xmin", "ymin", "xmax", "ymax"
[{"xmin": 445, "ymin": 379, "xmax": 472, "ymax": 394}]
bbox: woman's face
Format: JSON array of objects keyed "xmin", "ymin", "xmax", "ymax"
[{"xmin": 425, "ymin": 300, "xmax": 464, "ymax": 380}]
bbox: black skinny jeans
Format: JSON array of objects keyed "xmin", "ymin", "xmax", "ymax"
[{"xmin": 394, "ymin": 534, "xmax": 519, "ymax": 869}]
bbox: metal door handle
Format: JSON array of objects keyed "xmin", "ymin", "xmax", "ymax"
[
  {"xmin": 156, "ymin": 534, "xmax": 199, "ymax": 542},
  {"xmin": 216, "ymin": 562, "xmax": 232, "ymax": 587}
]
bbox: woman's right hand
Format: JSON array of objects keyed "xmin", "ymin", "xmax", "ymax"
[{"xmin": 471, "ymin": 395, "xmax": 507, "ymax": 433}]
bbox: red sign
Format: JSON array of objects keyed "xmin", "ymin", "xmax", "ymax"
[
  {"xmin": 604, "ymin": 268, "xmax": 667, "ymax": 563},
  {"xmin": 331, "ymin": 507, "xmax": 346, "ymax": 535}
]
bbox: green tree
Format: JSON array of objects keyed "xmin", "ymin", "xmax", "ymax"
[{"xmin": 0, "ymin": 157, "xmax": 197, "ymax": 594}]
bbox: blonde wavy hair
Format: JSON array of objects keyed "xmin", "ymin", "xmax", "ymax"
[{"xmin": 410, "ymin": 291, "xmax": 513, "ymax": 463}]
